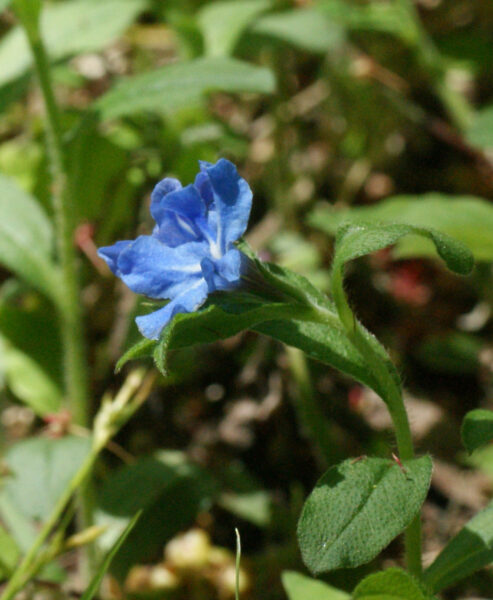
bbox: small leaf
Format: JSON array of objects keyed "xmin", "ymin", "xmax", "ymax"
[
  {"xmin": 353, "ymin": 568, "xmax": 433, "ymax": 600},
  {"xmin": 0, "ymin": 0, "xmax": 147, "ymax": 87},
  {"xmin": 462, "ymin": 409, "xmax": 493, "ymax": 454},
  {"xmin": 0, "ymin": 174, "xmax": 60, "ymax": 302},
  {"xmin": 116, "ymin": 337, "xmax": 156, "ymax": 373},
  {"xmin": 3, "ymin": 436, "xmax": 91, "ymax": 521},
  {"xmin": 424, "ymin": 500, "xmax": 493, "ymax": 592},
  {"xmin": 251, "ymin": 8, "xmax": 345, "ymax": 54},
  {"xmin": 332, "ymin": 222, "xmax": 473, "ymax": 277},
  {"xmin": 80, "ymin": 512, "xmax": 141, "ymax": 600},
  {"xmin": 96, "ymin": 57, "xmax": 275, "ymax": 120},
  {"xmin": 309, "ymin": 194, "xmax": 492, "ymax": 262},
  {"xmin": 197, "ymin": 0, "xmax": 272, "ymax": 57},
  {"xmin": 297, "ymin": 456, "xmax": 432, "ymax": 574},
  {"xmin": 282, "ymin": 571, "xmax": 350, "ymax": 600}
]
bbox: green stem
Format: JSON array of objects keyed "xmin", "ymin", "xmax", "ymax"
[
  {"xmin": 16, "ymin": 4, "xmax": 93, "ymax": 576},
  {"xmin": 0, "ymin": 449, "xmax": 98, "ymax": 600},
  {"xmin": 0, "ymin": 370, "xmax": 153, "ymax": 600},
  {"xmin": 25, "ymin": 22, "xmax": 89, "ymax": 429},
  {"xmin": 330, "ymin": 267, "xmax": 422, "ymax": 577}
]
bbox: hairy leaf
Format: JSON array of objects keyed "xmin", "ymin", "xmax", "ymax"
[{"xmin": 297, "ymin": 456, "xmax": 432, "ymax": 574}]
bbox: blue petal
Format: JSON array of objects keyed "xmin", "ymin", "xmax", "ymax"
[
  {"xmin": 194, "ymin": 171, "xmax": 213, "ymax": 207},
  {"xmin": 150, "ymin": 177, "xmax": 182, "ymax": 214},
  {"xmin": 117, "ymin": 235, "xmax": 207, "ymax": 299},
  {"xmin": 135, "ymin": 278, "xmax": 209, "ymax": 340},
  {"xmin": 150, "ymin": 184, "xmax": 206, "ymax": 228},
  {"xmin": 201, "ymin": 248, "xmax": 243, "ymax": 292},
  {"xmin": 202, "ymin": 159, "xmax": 252, "ymax": 253},
  {"xmin": 152, "ymin": 211, "xmax": 202, "ymax": 247},
  {"xmin": 98, "ymin": 240, "xmax": 132, "ymax": 275}
]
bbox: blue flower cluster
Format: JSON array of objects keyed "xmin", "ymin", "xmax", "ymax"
[{"xmin": 98, "ymin": 159, "xmax": 252, "ymax": 340}]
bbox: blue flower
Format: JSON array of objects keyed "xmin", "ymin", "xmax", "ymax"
[{"xmin": 98, "ymin": 159, "xmax": 253, "ymax": 340}]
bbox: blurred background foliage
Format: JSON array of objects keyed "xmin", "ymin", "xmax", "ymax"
[{"xmin": 1, "ymin": 0, "xmax": 493, "ymax": 598}]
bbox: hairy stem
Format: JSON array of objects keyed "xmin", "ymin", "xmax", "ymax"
[{"xmin": 330, "ymin": 267, "xmax": 422, "ymax": 577}]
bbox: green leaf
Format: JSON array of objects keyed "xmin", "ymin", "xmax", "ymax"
[
  {"xmin": 462, "ymin": 409, "xmax": 493, "ymax": 454},
  {"xmin": 332, "ymin": 222, "xmax": 473, "ymax": 276},
  {"xmin": 95, "ymin": 57, "xmax": 276, "ymax": 120},
  {"xmin": 320, "ymin": 0, "xmax": 418, "ymax": 45},
  {"xmin": 251, "ymin": 8, "xmax": 345, "ymax": 54},
  {"xmin": 115, "ymin": 337, "xmax": 156, "ymax": 373},
  {"xmin": 197, "ymin": 0, "xmax": 272, "ymax": 57},
  {"xmin": 0, "ymin": 0, "xmax": 147, "ymax": 87},
  {"xmin": 466, "ymin": 104, "xmax": 493, "ymax": 150},
  {"xmin": 308, "ymin": 194, "xmax": 492, "ymax": 262},
  {"xmin": 415, "ymin": 332, "xmax": 481, "ymax": 375},
  {"xmin": 297, "ymin": 456, "xmax": 432, "ymax": 574},
  {"xmin": 353, "ymin": 568, "xmax": 433, "ymax": 600},
  {"xmin": 424, "ymin": 500, "xmax": 493, "ymax": 592},
  {"xmin": 96, "ymin": 450, "xmax": 216, "ymax": 579},
  {"xmin": 80, "ymin": 512, "xmax": 141, "ymax": 600},
  {"xmin": 0, "ymin": 336, "xmax": 62, "ymax": 415},
  {"xmin": 0, "ymin": 174, "xmax": 60, "ymax": 302},
  {"xmin": 282, "ymin": 571, "xmax": 350, "ymax": 600},
  {"xmin": 3, "ymin": 436, "xmax": 91, "ymax": 521}
]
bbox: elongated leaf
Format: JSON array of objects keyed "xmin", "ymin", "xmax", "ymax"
[
  {"xmin": 0, "ymin": 0, "xmax": 146, "ymax": 87},
  {"xmin": 198, "ymin": 0, "xmax": 272, "ymax": 56},
  {"xmin": 353, "ymin": 568, "xmax": 433, "ymax": 600},
  {"xmin": 80, "ymin": 512, "xmax": 141, "ymax": 600},
  {"xmin": 424, "ymin": 501, "xmax": 493, "ymax": 592},
  {"xmin": 297, "ymin": 456, "xmax": 432, "ymax": 574},
  {"xmin": 0, "ymin": 175, "xmax": 60, "ymax": 301},
  {"xmin": 309, "ymin": 194, "xmax": 493, "ymax": 262},
  {"xmin": 0, "ymin": 336, "xmax": 62, "ymax": 415},
  {"xmin": 96, "ymin": 57, "xmax": 275, "ymax": 120},
  {"xmin": 282, "ymin": 571, "xmax": 349, "ymax": 600},
  {"xmin": 251, "ymin": 8, "xmax": 345, "ymax": 53},
  {"xmin": 462, "ymin": 409, "xmax": 493, "ymax": 454}
]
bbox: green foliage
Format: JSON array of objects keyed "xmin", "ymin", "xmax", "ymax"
[
  {"xmin": 297, "ymin": 456, "xmax": 432, "ymax": 574},
  {"xmin": 282, "ymin": 571, "xmax": 349, "ymax": 600},
  {"xmin": 423, "ymin": 501, "xmax": 493, "ymax": 592},
  {"xmin": 310, "ymin": 196, "xmax": 488, "ymax": 261},
  {"xmin": 353, "ymin": 568, "xmax": 433, "ymax": 600},
  {"xmin": 80, "ymin": 513, "xmax": 141, "ymax": 600},
  {"xmin": 96, "ymin": 57, "xmax": 276, "ymax": 120},
  {"xmin": 0, "ymin": 0, "xmax": 147, "ymax": 87},
  {"xmin": 251, "ymin": 7, "xmax": 345, "ymax": 54},
  {"xmin": 197, "ymin": 0, "xmax": 272, "ymax": 57},
  {"xmin": 1, "ymin": 436, "xmax": 91, "ymax": 521},
  {"xmin": 96, "ymin": 451, "xmax": 216, "ymax": 579},
  {"xmin": 462, "ymin": 409, "xmax": 493, "ymax": 454},
  {"xmin": 0, "ymin": 175, "xmax": 60, "ymax": 303}
]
